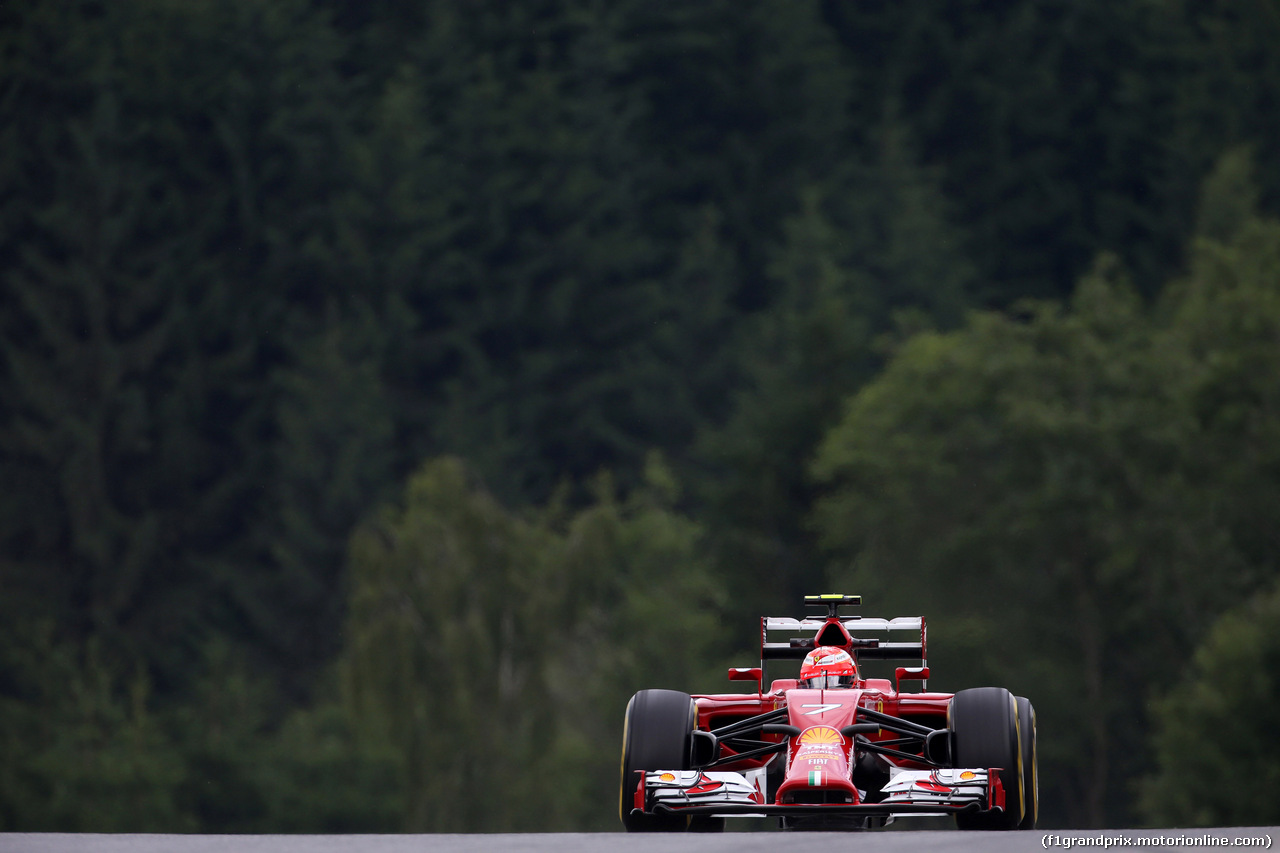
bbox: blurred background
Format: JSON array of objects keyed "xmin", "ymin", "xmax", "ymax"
[{"xmin": 3, "ymin": 0, "xmax": 1280, "ymax": 832}]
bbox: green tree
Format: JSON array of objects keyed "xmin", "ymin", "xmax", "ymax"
[
  {"xmin": 810, "ymin": 151, "xmax": 1280, "ymax": 827},
  {"xmin": 812, "ymin": 273, "xmax": 1206, "ymax": 827},
  {"xmin": 1139, "ymin": 581, "xmax": 1280, "ymax": 826},
  {"xmin": 697, "ymin": 190, "xmax": 878, "ymax": 614},
  {"xmin": 342, "ymin": 457, "xmax": 562, "ymax": 830},
  {"xmin": 698, "ymin": 114, "xmax": 973, "ymax": 619},
  {"xmin": 159, "ymin": 640, "xmax": 403, "ymax": 833},
  {"xmin": 0, "ymin": 0, "xmax": 236, "ymax": 678},
  {"xmin": 341, "ymin": 456, "xmax": 726, "ymax": 830},
  {"xmin": 257, "ymin": 312, "xmax": 396, "ymax": 682},
  {"xmin": 0, "ymin": 0, "xmax": 365, "ymax": 692},
  {"xmin": 542, "ymin": 455, "xmax": 728, "ymax": 829},
  {"xmin": 1167, "ymin": 150, "xmax": 1280, "ymax": 585},
  {"xmin": 0, "ymin": 624, "xmax": 191, "ymax": 831},
  {"xmin": 349, "ymin": 0, "xmax": 856, "ymax": 504},
  {"xmin": 824, "ymin": 0, "xmax": 1280, "ymax": 303},
  {"xmin": 249, "ymin": 698, "xmax": 404, "ymax": 832}
]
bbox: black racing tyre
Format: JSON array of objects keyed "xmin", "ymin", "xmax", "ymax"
[
  {"xmin": 619, "ymin": 689, "xmax": 708, "ymax": 832},
  {"xmin": 949, "ymin": 687, "xmax": 1024, "ymax": 830},
  {"xmin": 1015, "ymin": 696, "xmax": 1038, "ymax": 830}
]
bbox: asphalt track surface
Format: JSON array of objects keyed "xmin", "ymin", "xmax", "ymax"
[{"xmin": 3, "ymin": 828, "xmax": 1277, "ymax": 853}]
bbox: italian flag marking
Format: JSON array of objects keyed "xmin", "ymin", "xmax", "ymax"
[{"xmin": 807, "ymin": 770, "xmax": 823, "ymax": 787}]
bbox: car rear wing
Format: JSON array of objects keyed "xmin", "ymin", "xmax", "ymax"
[{"xmin": 759, "ymin": 616, "xmax": 927, "ymax": 665}]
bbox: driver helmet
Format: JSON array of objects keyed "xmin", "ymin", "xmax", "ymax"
[{"xmin": 799, "ymin": 646, "xmax": 857, "ymax": 689}]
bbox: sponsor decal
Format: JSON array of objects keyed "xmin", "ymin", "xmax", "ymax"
[
  {"xmin": 801, "ymin": 703, "xmax": 843, "ymax": 715},
  {"xmin": 798, "ymin": 725, "xmax": 842, "ymax": 745},
  {"xmin": 804, "ymin": 649, "xmax": 853, "ymax": 667},
  {"xmin": 959, "ymin": 770, "xmax": 976, "ymax": 781},
  {"xmin": 659, "ymin": 773, "xmax": 676, "ymax": 783}
]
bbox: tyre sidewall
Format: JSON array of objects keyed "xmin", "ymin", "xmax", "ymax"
[{"xmin": 1015, "ymin": 695, "xmax": 1038, "ymax": 830}]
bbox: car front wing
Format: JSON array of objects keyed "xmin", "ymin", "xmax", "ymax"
[{"xmin": 632, "ymin": 767, "xmax": 1006, "ymax": 820}]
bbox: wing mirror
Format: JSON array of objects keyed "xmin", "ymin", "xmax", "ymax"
[
  {"xmin": 727, "ymin": 667, "xmax": 762, "ymax": 693},
  {"xmin": 895, "ymin": 666, "xmax": 929, "ymax": 692}
]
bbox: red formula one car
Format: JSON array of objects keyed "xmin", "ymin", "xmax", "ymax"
[{"xmin": 620, "ymin": 594, "xmax": 1037, "ymax": 831}]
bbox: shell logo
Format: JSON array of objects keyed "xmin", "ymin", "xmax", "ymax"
[
  {"xmin": 959, "ymin": 771, "xmax": 976, "ymax": 781},
  {"xmin": 659, "ymin": 773, "xmax": 676, "ymax": 782},
  {"xmin": 798, "ymin": 726, "xmax": 843, "ymax": 745}
]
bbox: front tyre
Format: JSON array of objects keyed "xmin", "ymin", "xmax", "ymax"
[
  {"xmin": 950, "ymin": 687, "xmax": 1024, "ymax": 830},
  {"xmin": 1015, "ymin": 696, "xmax": 1038, "ymax": 829},
  {"xmin": 619, "ymin": 689, "xmax": 699, "ymax": 832}
]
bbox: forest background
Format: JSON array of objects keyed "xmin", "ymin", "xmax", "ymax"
[{"xmin": 3, "ymin": 0, "xmax": 1280, "ymax": 832}]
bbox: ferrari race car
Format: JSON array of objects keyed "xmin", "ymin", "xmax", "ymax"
[{"xmin": 620, "ymin": 594, "xmax": 1037, "ymax": 831}]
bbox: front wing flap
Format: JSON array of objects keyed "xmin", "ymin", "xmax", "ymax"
[
  {"xmin": 633, "ymin": 767, "xmax": 1005, "ymax": 820},
  {"xmin": 881, "ymin": 768, "xmax": 996, "ymax": 807},
  {"xmin": 640, "ymin": 771, "xmax": 764, "ymax": 812}
]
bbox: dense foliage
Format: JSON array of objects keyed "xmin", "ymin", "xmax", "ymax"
[
  {"xmin": 813, "ymin": 164, "xmax": 1280, "ymax": 826},
  {"xmin": 342, "ymin": 456, "xmax": 724, "ymax": 830},
  {"xmin": 1140, "ymin": 580, "xmax": 1280, "ymax": 827},
  {"xmin": 2, "ymin": 0, "xmax": 1279, "ymax": 831}
]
